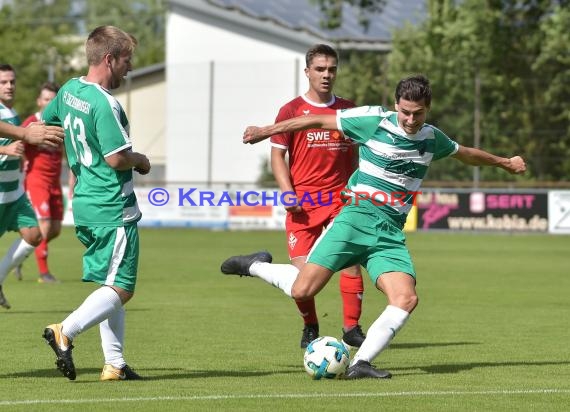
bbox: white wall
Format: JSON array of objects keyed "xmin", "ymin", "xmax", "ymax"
[
  {"xmin": 166, "ymin": 12, "xmax": 309, "ymax": 185},
  {"xmin": 115, "ymin": 76, "xmax": 166, "ymax": 164}
]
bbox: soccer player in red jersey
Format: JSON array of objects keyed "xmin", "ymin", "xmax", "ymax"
[
  {"xmin": 20, "ymin": 82, "xmax": 63, "ymax": 283},
  {"xmin": 270, "ymin": 44, "xmax": 366, "ymax": 349}
]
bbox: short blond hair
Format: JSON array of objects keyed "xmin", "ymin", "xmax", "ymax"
[{"xmin": 85, "ymin": 26, "xmax": 137, "ymax": 66}]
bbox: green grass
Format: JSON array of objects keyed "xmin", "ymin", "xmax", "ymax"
[{"xmin": 0, "ymin": 228, "xmax": 569, "ymax": 411}]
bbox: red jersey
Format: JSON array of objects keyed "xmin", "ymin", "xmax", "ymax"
[
  {"xmin": 22, "ymin": 113, "xmax": 63, "ymax": 182},
  {"xmin": 270, "ymin": 95, "xmax": 356, "ymax": 204}
]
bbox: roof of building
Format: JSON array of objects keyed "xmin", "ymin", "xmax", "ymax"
[
  {"xmin": 169, "ymin": 0, "xmax": 427, "ymax": 51},
  {"xmin": 127, "ymin": 62, "xmax": 166, "ymax": 79}
]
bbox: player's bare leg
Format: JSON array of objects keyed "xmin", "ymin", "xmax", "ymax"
[
  {"xmin": 346, "ymin": 272, "xmax": 416, "ymax": 379},
  {"xmin": 36, "ymin": 218, "xmax": 62, "ymax": 283}
]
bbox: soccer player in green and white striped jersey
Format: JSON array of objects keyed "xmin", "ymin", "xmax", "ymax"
[
  {"xmin": 41, "ymin": 26, "xmax": 150, "ymax": 381},
  {"xmin": 223, "ymin": 75, "xmax": 526, "ymax": 379},
  {"xmin": 0, "ymin": 64, "xmax": 44, "ymax": 310}
]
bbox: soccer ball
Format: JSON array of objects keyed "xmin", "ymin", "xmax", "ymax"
[{"xmin": 303, "ymin": 336, "xmax": 350, "ymax": 379}]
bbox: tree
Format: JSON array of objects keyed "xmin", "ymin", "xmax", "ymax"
[
  {"xmin": 316, "ymin": 0, "xmax": 570, "ymax": 184},
  {"xmin": 0, "ymin": 0, "xmax": 166, "ymax": 117},
  {"xmin": 312, "ymin": 0, "xmax": 387, "ymax": 31},
  {"xmin": 83, "ymin": 0, "xmax": 166, "ymax": 68},
  {"xmin": 386, "ymin": 0, "xmax": 570, "ymax": 183},
  {"xmin": 335, "ymin": 50, "xmax": 390, "ymax": 106},
  {"xmin": 532, "ymin": 4, "xmax": 570, "ymax": 178},
  {"xmin": 0, "ymin": 0, "xmax": 81, "ymax": 117},
  {"xmin": 256, "ymin": 157, "xmax": 277, "ymax": 188}
]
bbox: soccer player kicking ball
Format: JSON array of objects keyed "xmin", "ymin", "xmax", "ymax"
[
  {"xmin": 221, "ymin": 75, "xmax": 526, "ymax": 379},
  {"xmin": 41, "ymin": 26, "xmax": 150, "ymax": 381}
]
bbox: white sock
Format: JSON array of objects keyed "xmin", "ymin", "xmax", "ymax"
[
  {"xmin": 100, "ymin": 306, "xmax": 126, "ymax": 368},
  {"xmin": 351, "ymin": 305, "xmax": 409, "ymax": 366},
  {"xmin": 62, "ymin": 286, "xmax": 122, "ymax": 340},
  {"xmin": 0, "ymin": 239, "xmax": 35, "ymax": 283},
  {"xmin": 249, "ymin": 262, "xmax": 298, "ymax": 297}
]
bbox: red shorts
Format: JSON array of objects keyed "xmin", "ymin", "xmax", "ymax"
[
  {"xmin": 285, "ymin": 202, "xmax": 343, "ymax": 259},
  {"xmin": 25, "ymin": 178, "xmax": 64, "ymax": 221}
]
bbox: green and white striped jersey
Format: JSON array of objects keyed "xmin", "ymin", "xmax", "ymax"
[
  {"xmin": 337, "ymin": 106, "xmax": 458, "ymax": 225},
  {"xmin": 42, "ymin": 77, "xmax": 140, "ymax": 226},
  {"xmin": 0, "ymin": 103, "xmax": 22, "ymax": 204}
]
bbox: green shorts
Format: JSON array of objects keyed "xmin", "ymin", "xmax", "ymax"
[
  {"xmin": 75, "ymin": 224, "xmax": 140, "ymax": 292},
  {"xmin": 0, "ymin": 195, "xmax": 38, "ymax": 237},
  {"xmin": 307, "ymin": 201, "xmax": 416, "ymax": 286}
]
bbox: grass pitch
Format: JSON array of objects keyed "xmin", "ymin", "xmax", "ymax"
[{"xmin": 0, "ymin": 228, "xmax": 569, "ymax": 411}]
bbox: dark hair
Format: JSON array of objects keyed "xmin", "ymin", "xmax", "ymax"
[
  {"xmin": 0, "ymin": 64, "xmax": 15, "ymax": 73},
  {"xmin": 395, "ymin": 75, "xmax": 432, "ymax": 106},
  {"xmin": 305, "ymin": 44, "xmax": 338, "ymax": 68},
  {"xmin": 39, "ymin": 81, "xmax": 60, "ymax": 94}
]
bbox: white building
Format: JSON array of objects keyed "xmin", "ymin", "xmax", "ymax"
[
  {"xmin": 114, "ymin": 63, "xmax": 166, "ymax": 183},
  {"xmin": 166, "ymin": 0, "xmax": 425, "ymax": 186}
]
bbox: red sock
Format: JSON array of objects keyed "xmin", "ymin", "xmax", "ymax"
[
  {"xmin": 295, "ymin": 298, "xmax": 318, "ymax": 325},
  {"xmin": 35, "ymin": 239, "xmax": 49, "ymax": 274},
  {"xmin": 339, "ymin": 272, "xmax": 364, "ymax": 330}
]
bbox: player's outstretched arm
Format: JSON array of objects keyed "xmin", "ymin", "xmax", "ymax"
[
  {"xmin": 1, "ymin": 121, "xmax": 64, "ymax": 147},
  {"xmin": 24, "ymin": 122, "xmax": 65, "ymax": 147},
  {"xmin": 243, "ymin": 114, "xmax": 337, "ymax": 145},
  {"xmin": 0, "ymin": 122, "xmax": 25, "ymax": 140},
  {"xmin": 453, "ymin": 145, "xmax": 526, "ymax": 175}
]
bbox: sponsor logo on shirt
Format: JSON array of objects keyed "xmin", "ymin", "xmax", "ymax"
[{"xmin": 306, "ymin": 130, "xmax": 346, "ymax": 142}]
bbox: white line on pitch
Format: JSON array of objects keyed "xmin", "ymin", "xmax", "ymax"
[{"xmin": 1, "ymin": 389, "xmax": 570, "ymax": 406}]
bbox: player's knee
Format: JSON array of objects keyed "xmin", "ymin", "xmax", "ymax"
[
  {"xmin": 392, "ymin": 293, "xmax": 418, "ymax": 313},
  {"xmin": 48, "ymin": 229, "xmax": 61, "ymax": 241},
  {"xmin": 120, "ymin": 290, "xmax": 134, "ymax": 304},
  {"xmin": 290, "ymin": 284, "xmax": 315, "ymax": 301},
  {"xmin": 408, "ymin": 294, "xmax": 419, "ymax": 311},
  {"xmin": 109, "ymin": 286, "xmax": 134, "ymax": 304},
  {"xmin": 24, "ymin": 231, "xmax": 42, "ymax": 247},
  {"xmin": 341, "ymin": 264, "xmax": 362, "ymax": 276}
]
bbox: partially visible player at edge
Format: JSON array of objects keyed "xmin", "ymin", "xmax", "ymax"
[
  {"xmin": 270, "ymin": 44, "xmax": 365, "ymax": 349},
  {"xmin": 222, "ymin": 74, "xmax": 526, "ymax": 379},
  {"xmin": 18, "ymin": 82, "xmax": 64, "ymax": 283},
  {"xmin": 0, "ymin": 63, "xmax": 62, "ymax": 310},
  {"xmin": 41, "ymin": 25, "xmax": 151, "ymax": 381}
]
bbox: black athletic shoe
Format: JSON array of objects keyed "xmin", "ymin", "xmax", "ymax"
[
  {"xmin": 342, "ymin": 325, "xmax": 366, "ymax": 348},
  {"xmin": 300, "ymin": 323, "xmax": 319, "ymax": 349},
  {"xmin": 43, "ymin": 324, "xmax": 76, "ymax": 380},
  {"xmin": 220, "ymin": 251, "xmax": 272, "ymax": 276},
  {"xmin": 345, "ymin": 360, "xmax": 392, "ymax": 379},
  {"xmin": 0, "ymin": 285, "xmax": 11, "ymax": 309}
]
